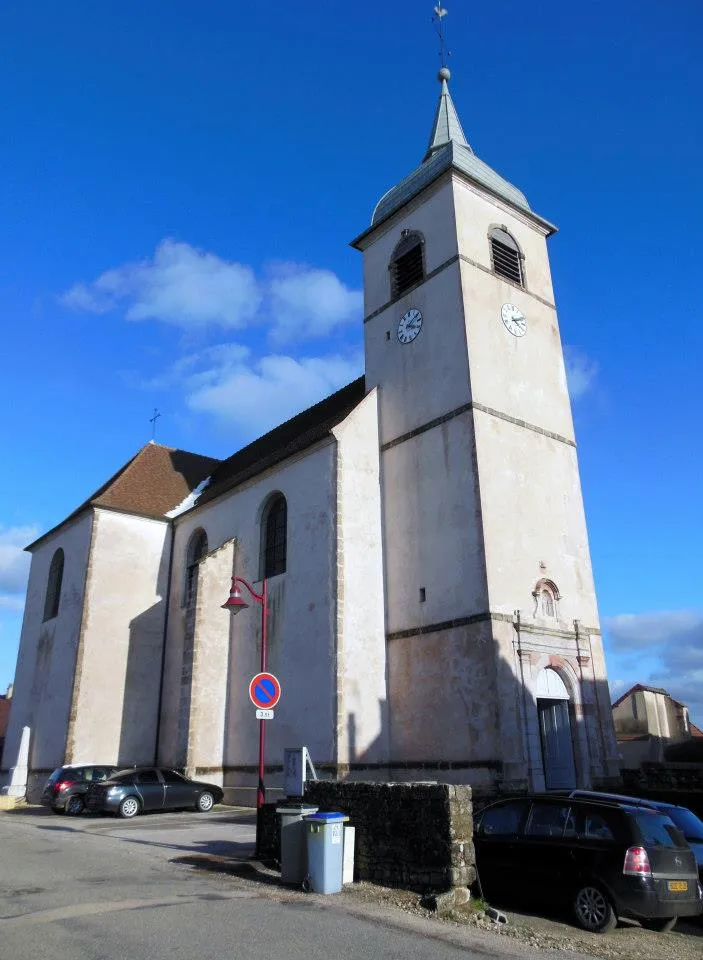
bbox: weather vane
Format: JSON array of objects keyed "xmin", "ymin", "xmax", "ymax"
[
  {"xmin": 432, "ymin": 5, "xmax": 450, "ymax": 68},
  {"xmin": 149, "ymin": 407, "xmax": 161, "ymax": 442}
]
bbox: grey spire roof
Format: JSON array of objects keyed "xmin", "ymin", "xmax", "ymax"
[
  {"xmin": 425, "ymin": 68, "xmax": 471, "ymax": 159},
  {"xmin": 368, "ymin": 69, "xmax": 549, "ymax": 231}
]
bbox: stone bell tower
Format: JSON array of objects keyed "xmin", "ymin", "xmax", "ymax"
[{"xmin": 352, "ymin": 68, "xmax": 620, "ymax": 795}]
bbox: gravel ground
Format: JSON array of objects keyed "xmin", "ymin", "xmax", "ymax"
[
  {"xmin": 341, "ymin": 881, "xmax": 703, "ymax": 960},
  {"xmin": 174, "ymin": 854, "xmax": 701, "ymax": 960}
]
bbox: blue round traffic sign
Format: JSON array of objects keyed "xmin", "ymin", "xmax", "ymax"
[{"xmin": 249, "ymin": 672, "xmax": 281, "ymax": 709}]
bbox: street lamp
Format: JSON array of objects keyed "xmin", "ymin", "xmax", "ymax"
[{"xmin": 222, "ymin": 576, "xmax": 269, "ymax": 817}]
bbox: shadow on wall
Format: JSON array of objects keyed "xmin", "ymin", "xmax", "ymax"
[
  {"xmin": 339, "ymin": 626, "xmax": 618, "ymax": 806},
  {"xmin": 119, "ymin": 596, "xmax": 168, "ymax": 767}
]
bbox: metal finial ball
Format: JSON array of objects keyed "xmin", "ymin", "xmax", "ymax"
[{"xmin": 438, "ymin": 67, "xmax": 451, "ymax": 82}]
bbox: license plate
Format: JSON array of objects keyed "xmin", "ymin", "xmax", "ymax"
[{"xmin": 667, "ymin": 880, "xmax": 688, "ymax": 892}]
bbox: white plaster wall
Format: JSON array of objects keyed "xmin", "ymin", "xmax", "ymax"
[
  {"xmin": 474, "ymin": 412, "xmax": 599, "ymax": 626},
  {"xmin": 186, "ymin": 539, "xmax": 236, "ymax": 780},
  {"xmin": 332, "ymin": 390, "xmax": 388, "ymax": 767},
  {"xmin": 0, "ymin": 514, "xmax": 92, "ymax": 780},
  {"xmin": 160, "ymin": 441, "xmax": 340, "ymax": 781},
  {"xmin": 388, "ymin": 621, "xmax": 500, "ymax": 764},
  {"xmin": 362, "ymin": 181, "xmax": 472, "ymax": 448},
  {"xmin": 453, "ymin": 176, "xmax": 555, "ymax": 305},
  {"xmin": 362, "ymin": 177, "xmax": 458, "ymax": 316},
  {"xmin": 381, "ymin": 412, "xmax": 488, "ymax": 635},
  {"xmin": 70, "ymin": 509, "xmax": 170, "ymax": 765}
]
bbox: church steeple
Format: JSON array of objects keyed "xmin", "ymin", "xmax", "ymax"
[{"xmin": 424, "ymin": 67, "xmax": 472, "ymax": 160}]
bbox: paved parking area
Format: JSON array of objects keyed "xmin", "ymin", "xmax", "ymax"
[{"xmin": 8, "ymin": 804, "xmax": 257, "ymax": 864}]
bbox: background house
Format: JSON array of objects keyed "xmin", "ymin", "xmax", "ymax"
[{"xmin": 612, "ymin": 683, "xmax": 702, "ymax": 767}]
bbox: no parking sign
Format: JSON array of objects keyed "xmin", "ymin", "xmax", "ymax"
[{"xmin": 249, "ymin": 672, "xmax": 281, "ymax": 711}]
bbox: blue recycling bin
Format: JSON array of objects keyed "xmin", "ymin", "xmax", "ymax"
[{"xmin": 304, "ymin": 812, "xmax": 350, "ymax": 894}]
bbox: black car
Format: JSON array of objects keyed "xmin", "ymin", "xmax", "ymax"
[
  {"xmin": 557, "ymin": 790, "xmax": 703, "ymax": 891},
  {"xmin": 41, "ymin": 765, "xmax": 119, "ymax": 815},
  {"xmin": 474, "ymin": 794, "xmax": 702, "ymax": 933},
  {"xmin": 84, "ymin": 767, "xmax": 224, "ymax": 818}
]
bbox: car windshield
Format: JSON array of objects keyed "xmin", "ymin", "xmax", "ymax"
[
  {"xmin": 634, "ymin": 812, "xmax": 687, "ymax": 848},
  {"xmin": 664, "ymin": 807, "xmax": 703, "ymax": 843}
]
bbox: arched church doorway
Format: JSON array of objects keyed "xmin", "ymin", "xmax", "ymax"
[{"xmin": 535, "ymin": 668, "xmax": 576, "ymax": 790}]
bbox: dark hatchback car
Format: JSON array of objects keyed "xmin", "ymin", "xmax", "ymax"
[
  {"xmin": 474, "ymin": 794, "xmax": 702, "ymax": 933},
  {"xmin": 85, "ymin": 767, "xmax": 224, "ymax": 819},
  {"xmin": 559, "ymin": 790, "xmax": 703, "ymax": 890},
  {"xmin": 41, "ymin": 765, "xmax": 118, "ymax": 816}
]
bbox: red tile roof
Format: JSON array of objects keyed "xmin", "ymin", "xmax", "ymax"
[
  {"xmin": 27, "ymin": 376, "xmax": 367, "ymax": 549},
  {"xmin": 28, "ymin": 443, "xmax": 220, "ymax": 550}
]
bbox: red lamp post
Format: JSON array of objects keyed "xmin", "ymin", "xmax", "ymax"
[{"xmin": 222, "ymin": 576, "xmax": 269, "ymax": 814}]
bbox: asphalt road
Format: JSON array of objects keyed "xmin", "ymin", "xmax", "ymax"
[{"xmin": 0, "ymin": 807, "xmax": 595, "ymax": 960}]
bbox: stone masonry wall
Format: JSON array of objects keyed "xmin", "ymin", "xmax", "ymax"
[{"xmin": 260, "ymin": 780, "xmax": 476, "ymax": 892}]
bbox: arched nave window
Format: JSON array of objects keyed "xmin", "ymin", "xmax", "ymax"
[
  {"xmin": 260, "ymin": 494, "xmax": 287, "ymax": 579},
  {"xmin": 184, "ymin": 529, "xmax": 208, "ymax": 605},
  {"xmin": 43, "ymin": 548, "xmax": 64, "ymax": 621}
]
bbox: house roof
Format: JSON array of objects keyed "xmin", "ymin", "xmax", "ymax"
[
  {"xmin": 27, "ymin": 376, "xmax": 367, "ymax": 550},
  {"xmin": 195, "ymin": 376, "xmax": 366, "ymax": 509},
  {"xmin": 611, "ymin": 682, "xmax": 687, "ymax": 710},
  {"xmin": 27, "ymin": 443, "xmax": 220, "ymax": 550},
  {"xmin": 691, "ymin": 722, "xmax": 703, "ymax": 739}
]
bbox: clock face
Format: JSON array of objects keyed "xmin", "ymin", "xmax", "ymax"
[
  {"xmin": 397, "ymin": 308, "xmax": 423, "ymax": 344},
  {"xmin": 501, "ymin": 302, "xmax": 527, "ymax": 337}
]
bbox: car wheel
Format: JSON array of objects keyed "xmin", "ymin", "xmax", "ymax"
[
  {"xmin": 196, "ymin": 791, "xmax": 214, "ymax": 813},
  {"xmin": 573, "ymin": 885, "xmax": 617, "ymax": 933},
  {"xmin": 641, "ymin": 917, "xmax": 677, "ymax": 933},
  {"xmin": 65, "ymin": 796, "xmax": 84, "ymax": 816},
  {"xmin": 118, "ymin": 796, "xmax": 140, "ymax": 819}
]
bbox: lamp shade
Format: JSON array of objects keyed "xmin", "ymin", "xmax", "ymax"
[{"xmin": 221, "ymin": 579, "xmax": 250, "ymax": 613}]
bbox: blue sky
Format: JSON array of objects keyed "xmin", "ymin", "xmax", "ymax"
[{"xmin": 0, "ymin": 2, "xmax": 701, "ymax": 723}]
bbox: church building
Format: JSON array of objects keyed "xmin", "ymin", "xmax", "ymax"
[{"xmin": 1, "ymin": 68, "xmax": 620, "ymax": 804}]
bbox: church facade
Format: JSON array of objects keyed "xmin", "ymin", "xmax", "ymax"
[{"xmin": 1, "ymin": 71, "xmax": 620, "ymax": 804}]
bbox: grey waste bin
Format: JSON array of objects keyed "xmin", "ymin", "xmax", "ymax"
[
  {"xmin": 304, "ymin": 812, "xmax": 350, "ymax": 894},
  {"xmin": 276, "ymin": 804, "xmax": 318, "ymax": 885}
]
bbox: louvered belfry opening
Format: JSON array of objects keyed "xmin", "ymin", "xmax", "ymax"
[
  {"xmin": 490, "ymin": 228, "xmax": 523, "ymax": 286},
  {"xmin": 391, "ymin": 231, "xmax": 425, "ymax": 298}
]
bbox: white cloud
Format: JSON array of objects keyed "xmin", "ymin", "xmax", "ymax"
[
  {"xmin": 605, "ymin": 610, "xmax": 703, "ymax": 650},
  {"xmin": 564, "ymin": 346, "xmax": 598, "ymax": 400},
  {"xmin": 62, "ymin": 241, "xmax": 362, "ymax": 343},
  {"xmin": 63, "ymin": 239, "xmax": 261, "ymax": 329},
  {"xmin": 0, "ymin": 524, "xmax": 39, "ymax": 604},
  {"xmin": 266, "ymin": 263, "xmax": 363, "ymax": 342},
  {"xmin": 604, "ymin": 609, "xmax": 703, "ymax": 724},
  {"xmin": 185, "ymin": 347, "xmax": 363, "ymax": 436}
]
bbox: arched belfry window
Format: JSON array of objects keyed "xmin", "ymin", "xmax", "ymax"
[
  {"xmin": 390, "ymin": 230, "xmax": 425, "ymax": 298},
  {"xmin": 489, "ymin": 227, "xmax": 523, "ymax": 286},
  {"xmin": 261, "ymin": 494, "xmax": 287, "ymax": 579},
  {"xmin": 184, "ymin": 529, "xmax": 208, "ymax": 606},
  {"xmin": 533, "ymin": 579, "xmax": 560, "ymax": 619},
  {"xmin": 43, "ymin": 548, "xmax": 64, "ymax": 621}
]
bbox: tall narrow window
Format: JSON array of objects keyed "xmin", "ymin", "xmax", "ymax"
[
  {"xmin": 43, "ymin": 548, "xmax": 64, "ymax": 621},
  {"xmin": 261, "ymin": 494, "xmax": 287, "ymax": 578},
  {"xmin": 489, "ymin": 227, "xmax": 523, "ymax": 286},
  {"xmin": 390, "ymin": 230, "xmax": 425, "ymax": 298},
  {"xmin": 184, "ymin": 529, "xmax": 208, "ymax": 606}
]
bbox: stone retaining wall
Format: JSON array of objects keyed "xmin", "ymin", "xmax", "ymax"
[{"xmin": 258, "ymin": 780, "xmax": 475, "ymax": 892}]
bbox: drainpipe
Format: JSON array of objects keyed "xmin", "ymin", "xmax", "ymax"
[
  {"xmin": 154, "ymin": 522, "xmax": 176, "ymax": 765},
  {"xmin": 514, "ymin": 609, "xmax": 532, "ymax": 788}
]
